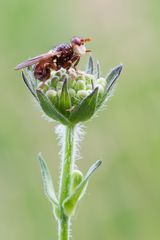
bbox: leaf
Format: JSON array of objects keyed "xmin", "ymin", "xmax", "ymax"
[
  {"xmin": 85, "ymin": 56, "xmax": 94, "ymax": 74},
  {"xmin": 69, "ymin": 87, "xmax": 98, "ymax": 124},
  {"xmin": 37, "ymin": 153, "xmax": 58, "ymax": 206},
  {"xmin": 22, "ymin": 71, "xmax": 38, "ymax": 100},
  {"xmin": 59, "ymin": 78, "xmax": 71, "ymax": 114},
  {"xmin": 36, "ymin": 90, "xmax": 71, "ymax": 125},
  {"xmin": 63, "ymin": 160, "xmax": 102, "ymax": 216}
]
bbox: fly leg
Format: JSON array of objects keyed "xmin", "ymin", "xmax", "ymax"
[
  {"xmin": 73, "ymin": 56, "xmax": 80, "ymax": 68},
  {"xmin": 34, "ymin": 62, "xmax": 56, "ymax": 81}
]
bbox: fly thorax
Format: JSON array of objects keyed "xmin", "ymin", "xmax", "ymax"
[{"xmin": 73, "ymin": 45, "xmax": 86, "ymax": 56}]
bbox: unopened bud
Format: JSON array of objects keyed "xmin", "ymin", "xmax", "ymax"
[
  {"xmin": 46, "ymin": 90, "xmax": 57, "ymax": 103},
  {"xmin": 68, "ymin": 68, "xmax": 77, "ymax": 79},
  {"xmin": 76, "ymin": 75, "xmax": 85, "ymax": 81},
  {"xmin": 60, "ymin": 74, "xmax": 67, "ymax": 82},
  {"xmin": 96, "ymin": 78, "xmax": 106, "ymax": 88},
  {"xmin": 51, "ymin": 76, "xmax": 58, "ymax": 88},
  {"xmin": 96, "ymin": 84, "xmax": 104, "ymax": 96},
  {"xmin": 68, "ymin": 88, "xmax": 76, "ymax": 98},
  {"xmin": 87, "ymin": 90, "xmax": 92, "ymax": 95},
  {"xmin": 86, "ymin": 84, "xmax": 92, "ymax": 90},
  {"xmin": 37, "ymin": 82, "xmax": 49, "ymax": 93},
  {"xmin": 77, "ymin": 90, "xmax": 88, "ymax": 99},
  {"xmin": 68, "ymin": 79, "xmax": 76, "ymax": 89},
  {"xmin": 85, "ymin": 74, "xmax": 95, "ymax": 84},
  {"xmin": 76, "ymin": 80, "xmax": 86, "ymax": 90},
  {"xmin": 57, "ymin": 81, "xmax": 64, "ymax": 90}
]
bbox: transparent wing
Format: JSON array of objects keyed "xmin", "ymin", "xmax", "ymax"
[{"xmin": 15, "ymin": 51, "xmax": 60, "ymax": 70}]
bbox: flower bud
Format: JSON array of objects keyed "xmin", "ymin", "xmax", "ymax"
[
  {"xmin": 77, "ymin": 90, "xmax": 88, "ymax": 99},
  {"xmin": 87, "ymin": 90, "xmax": 92, "ymax": 95},
  {"xmin": 85, "ymin": 74, "xmax": 95, "ymax": 84},
  {"xmin": 22, "ymin": 57, "xmax": 123, "ymax": 125},
  {"xmin": 51, "ymin": 76, "xmax": 58, "ymax": 88},
  {"xmin": 68, "ymin": 79, "xmax": 76, "ymax": 89},
  {"xmin": 96, "ymin": 84, "xmax": 104, "ymax": 96},
  {"xmin": 96, "ymin": 78, "xmax": 106, "ymax": 88},
  {"xmin": 57, "ymin": 81, "xmax": 64, "ymax": 90},
  {"xmin": 60, "ymin": 74, "xmax": 67, "ymax": 82},
  {"xmin": 68, "ymin": 88, "xmax": 76, "ymax": 98},
  {"xmin": 68, "ymin": 68, "xmax": 77, "ymax": 79},
  {"xmin": 46, "ymin": 90, "xmax": 57, "ymax": 103},
  {"xmin": 37, "ymin": 82, "xmax": 49, "ymax": 93},
  {"xmin": 76, "ymin": 75, "xmax": 85, "ymax": 81},
  {"xmin": 76, "ymin": 80, "xmax": 86, "ymax": 90},
  {"xmin": 86, "ymin": 84, "xmax": 92, "ymax": 90}
]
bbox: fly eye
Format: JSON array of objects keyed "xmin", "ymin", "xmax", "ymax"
[{"xmin": 72, "ymin": 37, "xmax": 82, "ymax": 46}]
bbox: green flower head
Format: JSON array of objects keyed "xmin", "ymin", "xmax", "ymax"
[{"xmin": 22, "ymin": 56, "xmax": 123, "ymax": 126}]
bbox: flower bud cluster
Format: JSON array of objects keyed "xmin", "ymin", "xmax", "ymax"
[
  {"xmin": 37, "ymin": 68, "xmax": 106, "ymax": 109},
  {"xmin": 22, "ymin": 57, "xmax": 123, "ymax": 125}
]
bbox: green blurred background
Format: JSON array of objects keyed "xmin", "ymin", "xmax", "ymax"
[{"xmin": 1, "ymin": 0, "xmax": 160, "ymax": 239}]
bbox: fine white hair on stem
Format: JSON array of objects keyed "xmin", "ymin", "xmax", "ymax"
[
  {"xmin": 55, "ymin": 123, "xmax": 86, "ymax": 208},
  {"xmin": 55, "ymin": 124, "xmax": 86, "ymax": 165},
  {"xmin": 55, "ymin": 124, "xmax": 66, "ymax": 163},
  {"xmin": 73, "ymin": 123, "xmax": 86, "ymax": 163}
]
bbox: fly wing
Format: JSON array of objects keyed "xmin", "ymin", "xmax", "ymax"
[{"xmin": 15, "ymin": 50, "xmax": 61, "ymax": 70}]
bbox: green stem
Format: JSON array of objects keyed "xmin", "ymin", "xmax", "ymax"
[{"xmin": 58, "ymin": 125, "xmax": 75, "ymax": 240}]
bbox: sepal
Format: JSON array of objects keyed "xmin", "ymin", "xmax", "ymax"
[
  {"xmin": 22, "ymin": 71, "xmax": 38, "ymax": 100},
  {"xmin": 95, "ymin": 61, "xmax": 101, "ymax": 79},
  {"xmin": 106, "ymin": 64, "xmax": 123, "ymax": 92},
  {"xmin": 36, "ymin": 89, "xmax": 71, "ymax": 125},
  {"xmin": 96, "ymin": 64, "xmax": 123, "ymax": 108},
  {"xmin": 59, "ymin": 78, "xmax": 71, "ymax": 115},
  {"xmin": 86, "ymin": 56, "xmax": 94, "ymax": 74},
  {"xmin": 69, "ymin": 87, "xmax": 98, "ymax": 124},
  {"xmin": 63, "ymin": 160, "xmax": 102, "ymax": 217}
]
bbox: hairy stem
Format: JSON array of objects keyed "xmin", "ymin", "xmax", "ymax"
[{"xmin": 58, "ymin": 125, "xmax": 75, "ymax": 240}]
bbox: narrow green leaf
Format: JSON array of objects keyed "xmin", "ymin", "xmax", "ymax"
[
  {"xmin": 22, "ymin": 71, "xmax": 38, "ymax": 100},
  {"xmin": 36, "ymin": 90, "xmax": 71, "ymax": 125},
  {"xmin": 85, "ymin": 56, "xmax": 94, "ymax": 74},
  {"xmin": 59, "ymin": 78, "xmax": 71, "ymax": 114},
  {"xmin": 37, "ymin": 153, "xmax": 58, "ymax": 206},
  {"xmin": 69, "ymin": 88, "xmax": 98, "ymax": 124},
  {"xmin": 63, "ymin": 160, "xmax": 102, "ymax": 216}
]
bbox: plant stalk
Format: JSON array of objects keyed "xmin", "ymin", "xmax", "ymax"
[{"xmin": 58, "ymin": 125, "xmax": 75, "ymax": 240}]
